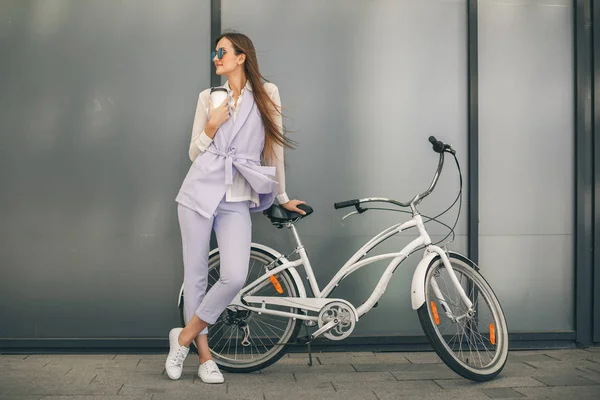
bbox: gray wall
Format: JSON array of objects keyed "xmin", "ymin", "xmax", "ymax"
[
  {"xmin": 224, "ymin": 0, "xmax": 468, "ymax": 336},
  {"xmin": 0, "ymin": 0, "xmax": 575, "ymax": 344},
  {"xmin": 478, "ymin": 0, "xmax": 574, "ymax": 331},
  {"xmin": 0, "ymin": 0, "xmax": 211, "ymax": 338}
]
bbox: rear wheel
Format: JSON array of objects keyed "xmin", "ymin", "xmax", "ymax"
[
  {"xmin": 179, "ymin": 246, "xmax": 303, "ymax": 373},
  {"xmin": 417, "ymin": 253, "xmax": 509, "ymax": 381}
]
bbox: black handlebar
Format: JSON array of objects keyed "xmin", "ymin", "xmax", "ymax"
[
  {"xmin": 429, "ymin": 135, "xmax": 455, "ymax": 155},
  {"xmin": 429, "ymin": 136, "xmax": 445, "ymax": 153},
  {"xmin": 334, "ymin": 199, "xmax": 360, "ymax": 209},
  {"xmin": 334, "ymin": 136, "xmax": 454, "ymax": 210}
]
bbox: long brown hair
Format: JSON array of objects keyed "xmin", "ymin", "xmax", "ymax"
[{"xmin": 216, "ymin": 32, "xmax": 296, "ymax": 164}]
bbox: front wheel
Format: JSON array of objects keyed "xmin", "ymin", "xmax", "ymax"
[
  {"xmin": 417, "ymin": 253, "xmax": 509, "ymax": 381},
  {"xmin": 179, "ymin": 246, "xmax": 303, "ymax": 373}
]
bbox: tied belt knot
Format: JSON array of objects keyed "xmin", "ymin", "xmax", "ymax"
[{"xmin": 206, "ymin": 147, "xmax": 277, "ymax": 194}]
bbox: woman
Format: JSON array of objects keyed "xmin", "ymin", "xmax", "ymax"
[{"xmin": 166, "ymin": 32, "xmax": 306, "ymax": 384}]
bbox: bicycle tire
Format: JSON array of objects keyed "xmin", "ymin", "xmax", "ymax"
[
  {"xmin": 179, "ymin": 246, "xmax": 303, "ymax": 373},
  {"xmin": 417, "ymin": 253, "xmax": 509, "ymax": 381}
]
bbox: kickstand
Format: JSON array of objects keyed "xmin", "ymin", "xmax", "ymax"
[{"xmin": 304, "ymin": 323, "xmax": 313, "ymax": 366}]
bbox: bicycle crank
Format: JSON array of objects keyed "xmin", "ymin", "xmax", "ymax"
[{"xmin": 315, "ymin": 301, "xmax": 357, "ymax": 341}]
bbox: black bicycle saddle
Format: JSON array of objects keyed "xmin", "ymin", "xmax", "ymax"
[{"xmin": 263, "ymin": 203, "xmax": 313, "ymax": 225}]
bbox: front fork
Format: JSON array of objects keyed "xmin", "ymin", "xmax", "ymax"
[{"xmin": 428, "ymin": 248, "xmax": 474, "ymax": 322}]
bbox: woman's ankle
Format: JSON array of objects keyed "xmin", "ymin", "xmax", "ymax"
[
  {"xmin": 199, "ymin": 356, "xmax": 213, "ymax": 364},
  {"xmin": 177, "ymin": 329, "xmax": 192, "ymax": 348}
]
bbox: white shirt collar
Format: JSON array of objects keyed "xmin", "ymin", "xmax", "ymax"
[{"xmin": 223, "ymin": 80, "xmax": 253, "ymax": 93}]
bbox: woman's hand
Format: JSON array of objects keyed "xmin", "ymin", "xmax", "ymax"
[
  {"xmin": 281, "ymin": 199, "xmax": 307, "ymax": 215},
  {"xmin": 205, "ymin": 99, "xmax": 230, "ymax": 138}
]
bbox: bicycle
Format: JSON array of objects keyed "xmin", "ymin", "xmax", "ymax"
[{"xmin": 177, "ymin": 136, "xmax": 509, "ymax": 382}]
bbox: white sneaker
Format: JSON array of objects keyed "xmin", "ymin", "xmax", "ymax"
[
  {"xmin": 165, "ymin": 327, "xmax": 189, "ymax": 380},
  {"xmin": 198, "ymin": 359, "xmax": 224, "ymax": 384}
]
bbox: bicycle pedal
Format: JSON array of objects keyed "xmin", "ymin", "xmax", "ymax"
[{"xmin": 296, "ymin": 335, "xmax": 313, "ymax": 344}]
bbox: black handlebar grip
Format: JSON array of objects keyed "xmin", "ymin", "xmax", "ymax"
[
  {"xmin": 334, "ymin": 199, "xmax": 360, "ymax": 209},
  {"xmin": 429, "ymin": 136, "xmax": 445, "ymax": 153}
]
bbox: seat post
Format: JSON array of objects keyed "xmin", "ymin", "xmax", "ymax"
[
  {"xmin": 287, "ymin": 224, "xmax": 303, "ymax": 248},
  {"xmin": 287, "ymin": 221, "xmax": 320, "ymax": 298}
]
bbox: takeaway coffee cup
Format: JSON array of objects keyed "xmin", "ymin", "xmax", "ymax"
[{"xmin": 209, "ymin": 87, "xmax": 228, "ymax": 108}]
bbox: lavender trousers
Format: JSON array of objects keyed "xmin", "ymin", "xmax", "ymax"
[{"xmin": 177, "ymin": 198, "xmax": 251, "ymax": 336}]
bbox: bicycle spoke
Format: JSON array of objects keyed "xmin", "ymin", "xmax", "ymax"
[
  {"xmin": 447, "ymin": 323, "xmax": 461, "ymax": 351},
  {"xmin": 221, "ymin": 325, "xmax": 235, "ymax": 356},
  {"xmin": 469, "ymin": 325, "xmax": 488, "ymax": 367},
  {"xmin": 236, "ymin": 327, "xmax": 242, "ymax": 359},
  {"xmin": 246, "ymin": 279, "xmax": 274, "ymax": 297},
  {"xmin": 435, "ymin": 272, "xmax": 464, "ymax": 309},
  {"xmin": 248, "ymin": 331, "xmax": 252, "ymax": 359},
  {"xmin": 250, "ymin": 319, "xmax": 277, "ymax": 349},
  {"xmin": 195, "ymin": 251, "xmax": 300, "ymax": 369},
  {"xmin": 247, "ymin": 320, "xmax": 272, "ymax": 348},
  {"xmin": 248, "ymin": 259, "xmax": 258, "ymax": 280},
  {"xmin": 441, "ymin": 269, "xmax": 461, "ymax": 309},
  {"xmin": 208, "ymin": 320, "xmax": 228, "ymax": 344},
  {"xmin": 423, "ymin": 258, "xmax": 507, "ymax": 376},
  {"xmin": 251, "ymin": 317, "xmax": 283, "ymax": 342},
  {"xmin": 246, "ymin": 329, "xmax": 263, "ymax": 359},
  {"xmin": 463, "ymin": 322, "xmax": 483, "ymax": 366},
  {"xmin": 469, "ymin": 312, "xmax": 497, "ymax": 360},
  {"xmin": 256, "ymin": 316, "xmax": 289, "ymax": 331}
]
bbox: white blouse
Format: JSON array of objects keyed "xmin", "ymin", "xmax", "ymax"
[{"xmin": 188, "ymin": 80, "xmax": 289, "ymax": 206}]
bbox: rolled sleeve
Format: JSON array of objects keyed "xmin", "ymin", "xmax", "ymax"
[
  {"xmin": 276, "ymin": 193, "xmax": 289, "ymax": 205},
  {"xmin": 195, "ymin": 131, "xmax": 213, "ymax": 152}
]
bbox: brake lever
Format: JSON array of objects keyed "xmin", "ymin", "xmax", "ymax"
[
  {"xmin": 341, "ymin": 205, "xmax": 369, "ymax": 221},
  {"xmin": 341, "ymin": 210, "xmax": 359, "ymax": 221}
]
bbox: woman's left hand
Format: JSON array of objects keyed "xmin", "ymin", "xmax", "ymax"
[{"xmin": 281, "ymin": 200, "xmax": 307, "ymax": 215}]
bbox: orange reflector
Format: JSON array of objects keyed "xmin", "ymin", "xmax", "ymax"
[
  {"xmin": 490, "ymin": 323, "xmax": 496, "ymax": 345},
  {"xmin": 270, "ymin": 275, "xmax": 284, "ymax": 294},
  {"xmin": 430, "ymin": 301, "xmax": 440, "ymax": 325}
]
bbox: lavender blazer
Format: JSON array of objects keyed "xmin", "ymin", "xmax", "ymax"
[{"xmin": 175, "ymin": 90, "xmax": 278, "ymax": 218}]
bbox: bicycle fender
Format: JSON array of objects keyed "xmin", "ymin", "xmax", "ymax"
[
  {"xmin": 410, "ymin": 250, "xmax": 480, "ymax": 310},
  {"xmin": 410, "ymin": 252, "xmax": 439, "ymax": 310},
  {"xmin": 250, "ymin": 243, "xmax": 308, "ymax": 299}
]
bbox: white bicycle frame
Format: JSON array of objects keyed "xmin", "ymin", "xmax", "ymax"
[
  {"xmin": 229, "ymin": 212, "xmax": 474, "ymax": 334},
  {"xmin": 225, "ymin": 142, "xmax": 474, "ymax": 339}
]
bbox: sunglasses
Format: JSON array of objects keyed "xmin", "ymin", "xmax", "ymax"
[{"xmin": 211, "ymin": 47, "xmax": 227, "ymax": 60}]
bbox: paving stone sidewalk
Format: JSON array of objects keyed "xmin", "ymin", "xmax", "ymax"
[{"xmin": 1, "ymin": 348, "xmax": 599, "ymax": 400}]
